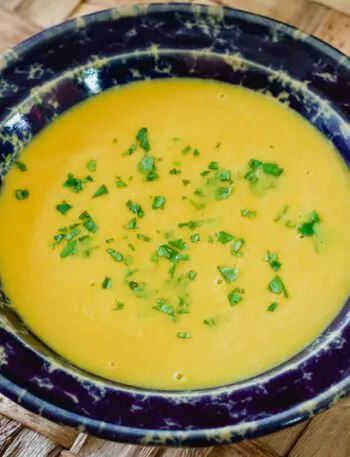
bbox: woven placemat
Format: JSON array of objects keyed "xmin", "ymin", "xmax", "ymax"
[{"xmin": 0, "ymin": 1, "xmax": 349, "ymax": 456}]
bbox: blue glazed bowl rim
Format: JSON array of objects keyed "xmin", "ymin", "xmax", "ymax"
[{"xmin": 0, "ymin": 2, "xmax": 349, "ymax": 446}]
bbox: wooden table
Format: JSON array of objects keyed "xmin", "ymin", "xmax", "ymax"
[{"xmin": 0, "ymin": 0, "xmax": 349, "ymax": 456}]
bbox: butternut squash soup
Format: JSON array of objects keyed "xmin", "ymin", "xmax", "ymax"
[{"xmin": 0, "ymin": 79, "xmax": 349, "ymax": 389}]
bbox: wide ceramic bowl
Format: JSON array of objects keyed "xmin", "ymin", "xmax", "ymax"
[{"xmin": 0, "ymin": 3, "xmax": 349, "ymax": 447}]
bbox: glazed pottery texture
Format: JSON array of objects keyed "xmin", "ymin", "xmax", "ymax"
[{"xmin": 0, "ymin": 3, "xmax": 349, "ymax": 446}]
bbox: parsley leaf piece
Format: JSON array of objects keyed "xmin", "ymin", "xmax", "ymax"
[
  {"xmin": 136, "ymin": 127, "xmax": 150, "ymax": 152},
  {"xmin": 137, "ymin": 234, "xmax": 151, "ymax": 242},
  {"xmin": 218, "ymin": 266, "xmax": 239, "ymax": 283},
  {"xmin": 116, "ymin": 178, "xmax": 127, "ymax": 188},
  {"xmin": 124, "ymin": 255, "xmax": 133, "ymax": 265},
  {"xmin": 169, "ymin": 239, "xmax": 187, "ymax": 250},
  {"xmin": 153, "ymin": 298, "xmax": 177, "ymax": 321},
  {"xmin": 227, "ymin": 288, "xmax": 244, "ymax": 306},
  {"xmin": 79, "ymin": 211, "xmax": 98, "ymax": 233},
  {"xmin": 216, "ymin": 169, "xmax": 231, "ymax": 182},
  {"xmin": 138, "ymin": 154, "xmax": 155, "ymax": 174},
  {"xmin": 262, "ymin": 162, "xmax": 284, "ymax": 176},
  {"xmin": 64, "ymin": 173, "xmax": 90, "ymax": 193},
  {"xmin": 169, "ymin": 168, "xmax": 181, "ymax": 175},
  {"xmin": 106, "ymin": 248, "xmax": 124, "ymax": 262},
  {"xmin": 191, "ymin": 233, "xmax": 200, "ymax": 243},
  {"xmin": 193, "ymin": 148, "xmax": 200, "ymax": 156},
  {"xmin": 216, "ymin": 231, "xmax": 234, "ymax": 244},
  {"xmin": 298, "ymin": 211, "xmax": 320, "ymax": 237},
  {"xmin": 92, "ymin": 184, "xmax": 108, "ymax": 198},
  {"xmin": 241, "ymin": 209, "xmax": 257, "ymax": 218},
  {"xmin": 15, "ymin": 189, "xmax": 29, "ymax": 200},
  {"xmin": 105, "ymin": 238, "xmax": 115, "ymax": 244},
  {"xmin": 177, "ymin": 332, "xmax": 191, "ymax": 339},
  {"xmin": 274, "ymin": 204, "xmax": 289, "ymax": 222},
  {"xmin": 152, "ymin": 196, "xmax": 166, "ymax": 210},
  {"xmin": 123, "ymin": 143, "xmax": 137, "ymax": 156},
  {"xmin": 209, "ymin": 161, "xmax": 219, "ymax": 170},
  {"xmin": 204, "ymin": 318, "xmax": 216, "ymax": 327},
  {"xmin": 214, "ymin": 185, "xmax": 232, "ymax": 200},
  {"xmin": 231, "ymin": 238, "xmax": 245, "ymax": 257},
  {"xmin": 182, "ymin": 179, "xmax": 191, "ymax": 186},
  {"xmin": 157, "ymin": 244, "xmax": 189, "ymax": 265},
  {"xmin": 128, "ymin": 243, "xmax": 136, "ymax": 251},
  {"xmin": 182, "ymin": 145, "xmax": 192, "ymax": 155},
  {"xmin": 126, "ymin": 200, "xmax": 144, "ymax": 218},
  {"xmin": 86, "ymin": 160, "xmax": 96, "ymax": 172},
  {"xmin": 264, "ymin": 251, "xmax": 281, "ymax": 272},
  {"xmin": 269, "ymin": 276, "xmax": 288, "ymax": 298},
  {"xmin": 126, "ymin": 218, "xmax": 138, "ymax": 229},
  {"xmin": 114, "ymin": 301, "xmax": 124, "ymax": 311},
  {"xmin": 267, "ymin": 301, "xmax": 279, "ymax": 312},
  {"xmin": 60, "ymin": 240, "xmax": 77, "ymax": 258},
  {"xmin": 200, "ymin": 170, "xmax": 210, "ymax": 177},
  {"xmin": 178, "ymin": 220, "xmax": 206, "ymax": 230},
  {"xmin": 102, "ymin": 276, "xmax": 112, "ymax": 289},
  {"xmin": 14, "ymin": 161, "xmax": 27, "ymax": 171},
  {"xmin": 56, "ymin": 201, "xmax": 72, "ymax": 215},
  {"xmin": 187, "ymin": 270, "xmax": 197, "ymax": 281}
]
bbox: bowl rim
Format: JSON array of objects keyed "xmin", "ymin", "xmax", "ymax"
[{"xmin": 0, "ymin": 2, "xmax": 349, "ymax": 446}]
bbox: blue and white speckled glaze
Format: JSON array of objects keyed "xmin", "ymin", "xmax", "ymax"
[{"xmin": 0, "ymin": 3, "xmax": 349, "ymax": 446}]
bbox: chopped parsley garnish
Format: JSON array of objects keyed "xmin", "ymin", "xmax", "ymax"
[
  {"xmin": 262, "ymin": 162, "xmax": 284, "ymax": 176},
  {"xmin": 15, "ymin": 189, "xmax": 29, "ymax": 200},
  {"xmin": 214, "ymin": 185, "xmax": 232, "ymax": 200},
  {"xmin": 169, "ymin": 239, "xmax": 187, "ymax": 250},
  {"xmin": 86, "ymin": 160, "xmax": 96, "ymax": 172},
  {"xmin": 216, "ymin": 170, "xmax": 231, "ymax": 182},
  {"xmin": 105, "ymin": 238, "xmax": 115, "ymax": 244},
  {"xmin": 209, "ymin": 161, "xmax": 219, "ymax": 170},
  {"xmin": 128, "ymin": 243, "xmax": 136, "ymax": 251},
  {"xmin": 269, "ymin": 276, "xmax": 288, "ymax": 298},
  {"xmin": 187, "ymin": 270, "xmax": 197, "ymax": 281},
  {"xmin": 136, "ymin": 127, "xmax": 150, "ymax": 152},
  {"xmin": 127, "ymin": 280, "xmax": 146, "ymax": 297},
  {"xmin": 264, "ymin": 251, "xmax": 281, "ymax": 272},
  {"xmin": 241, "ymin": 209, "xmax": 257, "ymax": 218},
  {"xmin": 208, "ymin": 235, "xmax": 214, "ymax": 244},
  {"xmin": 116, "ymin": 178, "xmax": 127, "ymax": 188},
  {"xmin": 285, "ymin": 220, "xmax": 297, "ymax": 228},
  {"xmin": 274, "ymin": 204, "xmax": 289, "ymax": 222},
  {"xmin": 182, "ymin": 145, "xmax": 192, "ymax": 155},
  {"xmin": 157, "ymin": 244, "xmax": 189, "ymax": 265},
  {"xmin": 137, "ymin": 234, "xmax": 151, "ymax": 242},
  {"xmin": 152, "ymin": 196, "xmax": 166, "ymax": 210},
  {"xmin": 177, "ymin": 332, "xmax": 191, "ymax": 339},
  {"xmin": 114, "ymin": 301, "xmax": 124, "ymax": 311},
  {"xmin": 123, "ymin": 143, "xmax": 137, "ymax": 156},
  {"xmin": 193, "ymin": 149, "xmax": 200, "ymax": 156},
  {"xmin": 217, "ymin": 266, "xmax": 239, "ymax": 283},
  {"xmin": 227, "ymin": 288, "xmax": 244, "ymax": 306},
  {"xmin": 14, "ymin": 161, "xmax": 27, "ymax": 171},
  {"xmin": 102, "ymin": 276, "xmax": 112, "ymax": 289},
  {"xmin": 267, "ymin": 301, "xmax": 279, "ymax": 312},
  {"xmin": 216, "ymin": 231, "xmax": 234, "ymax": 244},
  {"xmin": 231, "ymin": 238, "xmax": 245, "ymax": 257},
  {"xmin": 178, "ymin": 220, "xmax": 207, "ymax": 230},
  {"xmin": 60, "ymin": 240, "xmax": 77, "ymax": 258},
  {"xmin": 169, "ymin": 168, "xmax": 181, "ymax": 175},
  {"xmin": 203, "ymin": 318, "xmax": 216, "ymax": 327},
  {"xmin": 298, "ymin": 211, "xmax": 320, "ymax": 237},
  {"xmin": 124, "ymin": 255, "xmax": 133, "ymax": 265},
  {"xmin": 182, "ymin": 179, "xmax": 191, "ymax": 186},
  {"xmin": 126, "ymin": 200, "xmax": 144, "ymax": 218},
  {"xmin": 79, "ymin": 211, "xmax": 98, "ymax": 233},
  {"xmin": 92, "ymin": 184, "xmax": 108, "ymax": 198},
  {"xmin": 125, "ymin": 218, "xmax": 138, "ymax": 229},
  {"xmin": 200, "ymin": 170, "xmax": 210, "ymax": 177},
  {"xmin": 64, "ymin": 173, "xmax": 92, "ymax": 193},
  {"xmin": 244, "ymin": 159, "xmax": 283, "ymax": 184},
  {"xmin": 106, "ymin": 248, "xmax": 124, "ymax": 262},
  {"xmin": 56, "ymin": 201, "xmax": 72, "ymax": 215},
  {"xmin": 153, "ymin": 298, "xmax": 177, "ymax": 321},
  {"xmin": 191, "ymin": 233, "xmax": 200, "ymax": 243}
]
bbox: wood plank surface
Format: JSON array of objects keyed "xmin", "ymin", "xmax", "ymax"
[{"xmin": 0, "ymin": 1, "xmax": 349, "ymax": 456}]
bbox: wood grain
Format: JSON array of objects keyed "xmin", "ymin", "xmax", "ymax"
[{"xmin": 0, "ymin": 1, "xmax": 349, "ymax": 456}]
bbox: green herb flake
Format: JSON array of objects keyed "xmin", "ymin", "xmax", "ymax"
[
  {"xmin": 191, "ymin": 233, "xmax": 200, "ymax": 243},
  {"xmin": 60, "ymin": 240, "xmax": 77, "ymax": 258},
  {"xmin": 137, "ymin": 234, "xmax": 151, "ymax": 242},
  {"xmin": 227, "ymin": 288, "xmax": 244, "ymax": 306},
  {"xmin": 216, "ymin": 169, "xmax": 231, "ymax": 182},
  {"xmin": 15, "ymin": 189, "xmax": 29, "ymax": 200},
  {"xmin": 241, "ymin": 208, "xmax": 257, "ymax": 218},
  {"xmin": 124, "ymin": 255, "xmax": 133, "ymax": 265},
  {"xmin": 209, "ymin": 161, "xmax": 219, "ymax": 170},
  {"xmin": 177, "ymin": 332, "xmax": 191, "ymax": 339},
  {"xmin": 64, "ymin": 173, "xmax": 92, "ymax": 193},
  {"xmin": 157, "ymin": 244, "xmax": 189, "ymax": 265},
  {"xmin": 169, "ymin": 168, "xmax": 181, "ymax": 175},
  {"xmin": 79, "ymin": 211, "xmax": 98, "ymax": 233},
  {"xmin": 92, "ymin": 184, "xmax": 108, "ymax": 198},
  {"xmin": 262, "ymin": 162, "xmax": 284, "ymax": 176},
  {"xmin": 187, "ymin": 270, "xmax": 197, "ymax": 281},
  {"xmin": 169, "ymin": 239, "xmax": 187, "ymax": 250},
  {"xmin": 267, "ymin": 301, "xmax": 279, "ymax": 312},
  {"xmin": 126, "ymin": 200, "xmax": 144, "ymax": 218},
  {"xmin": 114, "ymin": 301, "xmax": 124, "ymax": 311},
  {"xmin": 102, "ymin": 276, "xmax": 112, "ymax": 289},
  {"xmin": 264, "ymin": 251, "xmax": 281, "ymax": 272},
  {"xmin": 231, "ymin": 238, "xmax": 245, "ymax": 257},
  {"xmin": 204, "ymin": 318, "xmax": 216, "ymax": 327},
  {"xmin": 136, "ymin": 127, "xmax": 150, "ymax": 152},
  {"xmin": 208, "ymin": 235, "xmax": 214, "ymax": 244},
  {"xmin": 128, "ymin": 243, "xmax": 136, "ymax": 251},
  {"xmin": 123, "ymin": 143, "xmax": 137, "ymax": 156},
  {"xmin": 274, "ymin": 204, "xmax": 289, "ymax": 222},
  {"xmin": 181, "ymin": 145, "xmax": 192, "ymax": 155},
  {"xmin": 216, "ymin": 231, "xmax": 234, "ymax": 244},
  {"xmin": 178, "ymin": 220, "xmax": 206, "ymax": 230},
  {"xmin": 107, "ymin": 248, "xmax": 124, "ymax": 262},
  {"xmin": 269, "ymin": 276, "xmax": 288, "ymax": 298},
  {"xmin": 86, "ymin": 160, "xmax": 96, "ymax": 172},
  {"xmin": 298, "ymin": 211, "xmax": 320, "ymax": 237},
  {"xmin": 105, "ymin": 238, "xmax": 115, "ymax": 244},
  {"xmin": 182, "ymin": 179, "xmax": 191, "ymax": 186},
  {"xmin": 214, "ymin": 185, "xmax": 232, "ymax": 200},
  {"xmin": 126, "ymin": 218, "xmax": 138, "ymax": 230},
  {"xmin": 138, "ymin": 154, "xmax": 155, "ymax": 175},
  {"xmin": 56, "ymin": 201, "xmax": 72, "ymax": 215},
  {"xmin": 244, "ymin": 159, "xmax": 283, "ymax": 184},
  {"xmin": 152, "ymin": 196, "xmax": 166, "ymax": 210},
  {"xmin": 200, "ymin": 170, "xmax": 210, "ymax": 177},
  {"xmin": 193, "ymin": 149, "xmax": 200, "ymax": 157},
  {"xmin": 116, "ymin": 178, "xmax": 127, "ymax": 188},
  {"xmin": 153, "ymin": 298, "xmax": 177, "ymax": 321},
  {"xmin": 218, "ymin": 266, "xmax": 239, "ymax": 283},
  {"xmin": 14, "ymin": 161, "xmax": 27, "ymax": 172}
]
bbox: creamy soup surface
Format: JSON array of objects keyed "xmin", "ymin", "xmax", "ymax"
[{"xmin": 0, "ymin": 79, "xmax": 349, "ymax": 389}]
